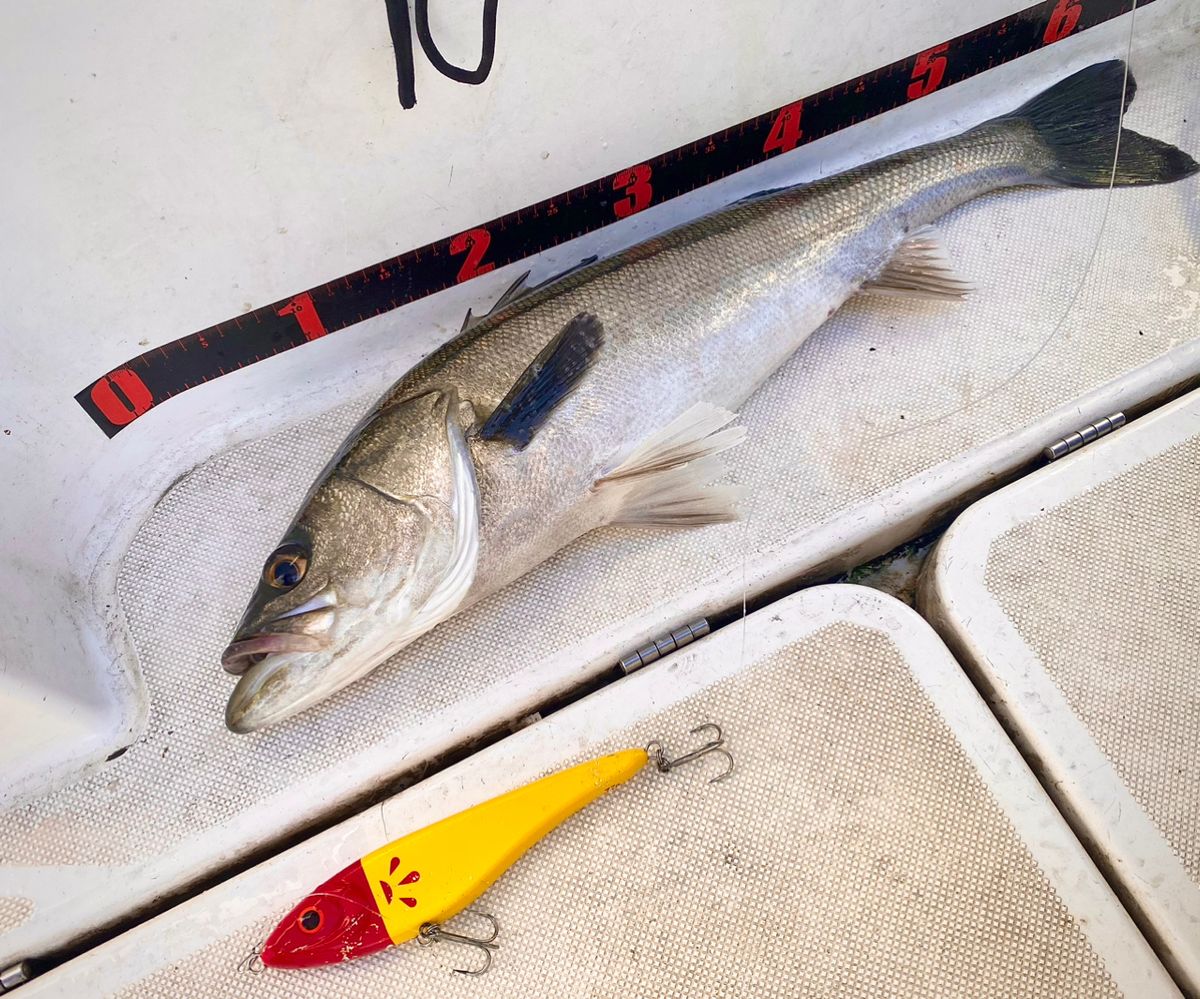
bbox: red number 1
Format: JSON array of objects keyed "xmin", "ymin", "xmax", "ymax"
[
  {"xmin": 908, "ymin": 43, "xmax": 949, "ymax": 100},
  {"xmin": 763, "ymin": 102, "xmax": 804, "ymax": 156},
  {"xmin": 450, "ymin": 228, "xmax": 495, "ymax": 283},
  {"xmin": 613, "ymin": 164, "xmax": 653, "ymax": 218},
  {"xmin": 1043, "ymin": 0, "xmax": 1082, "ymax": 44},
  {"xmin": 276, "ymin": 292, "xmax": 327, "ymax": 341}
]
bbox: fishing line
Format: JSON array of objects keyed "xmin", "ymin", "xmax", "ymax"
[{"xmin": 864, "ymin": 0, "xmax": 1142, "ymax": 445}]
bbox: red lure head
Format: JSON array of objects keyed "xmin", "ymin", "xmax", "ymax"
[{"xmin": 261, "ymin": 861, "xmax": 392, "ymax": 969}]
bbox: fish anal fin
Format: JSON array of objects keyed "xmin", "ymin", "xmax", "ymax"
[
  {"xmin": 862, "ymin": 225, "xmax": 974, "ymax": 302},
  {"xmin": 597, "ymin": 403, "xmax": 747, "ymax": 528},
  {"xmin": 479, "ymin": 312, "xmax": 605, "ymax": 449}
]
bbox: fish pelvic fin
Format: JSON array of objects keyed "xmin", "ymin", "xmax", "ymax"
[
  {"xmin": 597, "ymin": 403, "xmax": 746, "ymax": 528},
  {"xmin": 862, "ymin": 224, "xmax": 974, "ymax": 301},
  {"xmin": 997, "ymin": 60, "xmax": 1198, "ymax": 188},
  {"xmin": 480, "ymin": 312, "xmax": 605, "ymax": 449}
]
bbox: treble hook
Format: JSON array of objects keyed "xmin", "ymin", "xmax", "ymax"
[
  {"xmin": 236, "ymin": 944, "xmax": 265, "ymax": 974},
  {"xmin": 418, "ymin": 911, "xmax": 500, "ymax": 976},
  {"xmin": 646, "ymin": 723, "xmax": 734, "ymax": 783}
]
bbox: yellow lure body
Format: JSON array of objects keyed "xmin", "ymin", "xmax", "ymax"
[{"xmin": 360, "ymin": 748, "xmax": 648, "ymax": 945}]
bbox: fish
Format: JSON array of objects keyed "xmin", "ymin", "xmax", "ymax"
[{"xmin": 221, "ymin": 60, "xmax": 1197, "ymax": 732}]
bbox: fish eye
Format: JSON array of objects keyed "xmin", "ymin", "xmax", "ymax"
[
  {"xmin": 298, "ymin": 907, "xmax": 322, "ymax": 933},
  {"xmin": 263, "ymin": 544, "xmax": 308, "ymax": 590}
]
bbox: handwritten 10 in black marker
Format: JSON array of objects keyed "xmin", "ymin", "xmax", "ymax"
[
  {"xmin": 76, "ymin": 0, "xmax": 1152, "ymax": 436},
  {"xmin": 385, "ymin": 0, "xmax": 499, "ymax": 110}
]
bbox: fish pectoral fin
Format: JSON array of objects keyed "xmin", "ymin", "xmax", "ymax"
[
  {"xmin": 479, "ymin": 312, "xmax": 605, "ymax": 450},
  {"xmin": 861, "ymin": 224, "xmax": 974, "ymax": 301},
  {"xmin": 597, "ymin": 403, "xmax": 746, "ymax": 528}
]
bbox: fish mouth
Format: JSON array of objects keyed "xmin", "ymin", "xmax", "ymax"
[{"xmin": 220, "ymin": 632, "xmax": 325, "ymax": 675}]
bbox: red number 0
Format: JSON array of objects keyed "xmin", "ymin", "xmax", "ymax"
[
  {"xmin": 907, "ymin": 44, "xmax": 949, "ymax": 100},
  {"xmin": 763, "ymin": 102, "xmax": 804, "ymax": 156},
  {"xmin": 1043, "ymin": 0, "xmax": 1082, "ymax": 43},
  {"xmin": 613, "ymin": 164, "xmax": 653, "ymax": 219},
  {"xmin": 450, "ymin": 228, "xmax": 495, "ymax": 283},
  {"xmin": 90, "ymin": 368, "xmax": 154, "ymax": 427}
]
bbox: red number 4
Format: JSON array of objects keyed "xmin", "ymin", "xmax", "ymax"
[
  {"xmin": 763, "ymin": 101, "xmax": 804, "ymax": 156},
  {"xmin": 1044, "ymin": 0, "xmax": 1082, "ymax": 44},
  {"xmin": 613, "ymin": 164, "xmax": 653, "ymax": 219},
  {"xmin": 908, "ymin": 43, "xmax": 949, "ymax": 100}
]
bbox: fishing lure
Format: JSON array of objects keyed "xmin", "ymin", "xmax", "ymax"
[{"xmin": 253, "ymin": 724, "xmax": 732, "ymax": 975}]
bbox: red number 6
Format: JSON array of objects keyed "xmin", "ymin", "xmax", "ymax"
[{"xmin": 1043, "ymin": 0, "xmax": 1082, "ymax": 44}]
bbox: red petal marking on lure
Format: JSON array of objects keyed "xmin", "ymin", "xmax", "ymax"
[
  {"xmin": 400, "ymin": 870, "xmax": 420, "ymax": 885},
  {"xmin": 379, "ymin": 880, "xmax": 394, "ymax": 905},
  {"xmin": 389, "ymin": 856, "xmax": 400, "ymax": 874},
  {"xmin": 261, "ymin": 861, "xmax": 391, "ymax": 969},
  {"xmin": 399, "ymin": 897, "xmax": 417, "ymax": 908}
]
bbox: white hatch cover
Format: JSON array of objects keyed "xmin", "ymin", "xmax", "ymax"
[
  {"xmin": 17, "ymin": 586, "xmax": 1180, "ymax": 998},
  {"xmin": 2, "ymin": 0, "xmax": 1198, "ymax": 972},
  {"xmin": 922, "ymin": 386, "xmax": 1200, "ymax": 994}
]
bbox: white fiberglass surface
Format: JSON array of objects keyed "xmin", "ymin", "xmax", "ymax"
[
  {"xmin": 1, "ymin": 0, "xmax": 1197, "ymax": 971},
  {"xmin": 19, "ymin": 587, "xmax": 1180, "ymax": 998}
]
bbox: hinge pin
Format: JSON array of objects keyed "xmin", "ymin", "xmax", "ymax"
[
  {"xmin": 0, "ymin": 961, "xmax": 33, "ymax": 992},
  {"xmin": 618, "ymin": 619, "xmax": 710, "ymax": 675},
  {"xmin": 1044, "ymin": 412, "xmax": 1125, "ymax": 461}
]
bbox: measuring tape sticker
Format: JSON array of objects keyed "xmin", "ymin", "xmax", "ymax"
[{"xmin": 77, "ymin": 0, "xmax": 1145, "ymax": 436}]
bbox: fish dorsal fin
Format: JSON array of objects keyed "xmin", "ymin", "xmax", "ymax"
[
  {"xmin": 596, "ymin": 403, "xmax": 746, "ymax": 527},
  {"xmin": 479, "ymin": 312, "xmax": 605, "ymax": 449},
  {"xmin": 862, "ymin": 224, "xmax": 974, "ymax": 301},
  {"xmin": 459, "ymin": 255, "xmax": 603, "ymax": 334},
  {"xmin": 460, "ymin": 271, "xmax": 532, "ymax": 333}
]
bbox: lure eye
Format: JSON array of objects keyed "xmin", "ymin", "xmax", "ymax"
[
  {"xmin": 298, "ymin": 907, "xmax": 322, "ymax": 933},
  {"xmin": 263, "ymin": 544, "xmax": 308, "ymax": 590}
]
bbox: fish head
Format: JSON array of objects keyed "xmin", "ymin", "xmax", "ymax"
[
  {"xmin": 222, "ymin": 388, "xmax": 480, "ymax": 733},
  {"xmin": 261, "ymin": 861, "xmax": 392, "ymax": 968}
]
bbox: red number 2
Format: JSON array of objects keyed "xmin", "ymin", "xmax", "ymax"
[
  {"xmin": 450, "ymin": 228, "xmax": 495, "ymax": 283},
  {"xmin": 763, "ymin": 102, "xmax": 804, "ymax": 156},
  {"xmin": 907, "ymin": 43, "xmax": 949, "ymax": 100},
  {"xmin": 1043, "ymin": 0, "xmax": 1082, "ymax": 44},
  {"xmin": 613, "ymin": 164, "xmax": 653, "ymax": 219}
]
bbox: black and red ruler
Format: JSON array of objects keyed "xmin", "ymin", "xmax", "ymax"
[{"xmin": 77, "ymin": 0, "xmax": 1145, "ymax": 435}]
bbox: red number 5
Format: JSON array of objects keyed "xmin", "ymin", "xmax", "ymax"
[
  {"xmin": 613, "ymin": 164, "xmax": 653, "ymax": 219},
  {"xmin": 1043, "ymin": 0, "xmax": 1082, "ymax": 44},
  {"xmin": 907, "ymin": 43, "xmax": 949, "ymax": 100},
  {"xmin": 450, "ymin": 228, "xmax": 495, "ymax": 283}
]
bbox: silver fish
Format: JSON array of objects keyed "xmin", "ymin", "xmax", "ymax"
[{"xmin": 222, "ymin": 60, "xmax": 1195, "ymax": 731}]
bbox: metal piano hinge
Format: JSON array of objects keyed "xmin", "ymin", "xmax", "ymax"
[
  {"xmin": 617, "ymin": 619, "xmax": 710, "ymax": 675},
  {"xmin": 0, "ymin": 961, "xmax": 33, "ymax": 992},
  {"xmin": 1043, "ymin": 412, "xmax": 1125, "ymax": 461}
]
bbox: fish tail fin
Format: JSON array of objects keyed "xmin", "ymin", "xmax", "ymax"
[{"xmin": 998, "ymin": 59, "xmax": 1197, "ymax": 188}]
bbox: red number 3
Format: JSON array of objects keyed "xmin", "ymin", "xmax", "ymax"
[
  {"xmin": 1043, "ymin": 0, "xmax": 1082, "ymax": 44},
  {"xmin": 450, "ymin": 228, "xmax": 495, "ymax": 283},
  {"xmin": 907, "ymin": 44, "xmax": 949, "ymax": 100},
  {"xmin": 613, "ymin": 164, "xmax": 653, "ymax": 219}
]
